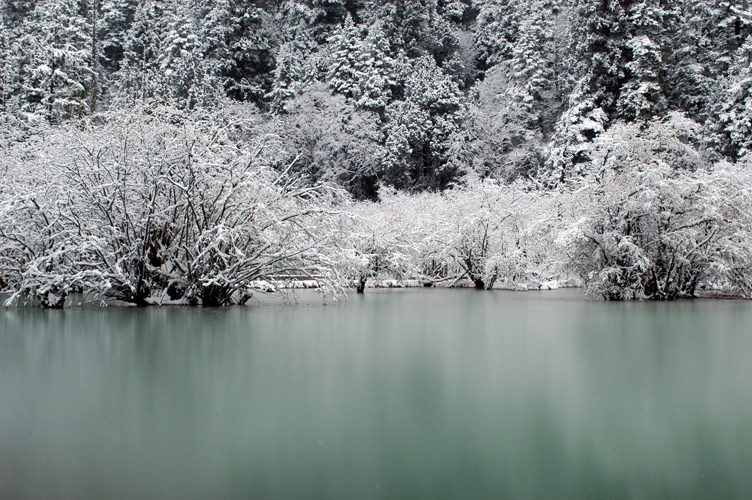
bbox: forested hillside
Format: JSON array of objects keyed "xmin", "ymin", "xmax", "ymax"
[{"xmin": 3, "ymin": 0, "xmax": 752, "ymax": 304}]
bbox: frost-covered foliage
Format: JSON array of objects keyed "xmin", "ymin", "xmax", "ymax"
[
  {"xmin": 562, "ymin": 118, "xmax": 752, "ymax": 300},
  {"xmin": 327, "ymin": 18, "xmax": 399, "ymax": 112},
  {"xmin": 348, "ymin": 179, "xmax": 571, "ymax": 291},
  {"xmin": 382, "ymin": 56, "xmax": 467, "ymax": 190},
  {"xmin": 547, "ymin": 86, "xmax": 609, "ymax": 185},
  {"xmin": 467, "ymin": 0, "xmax": 564, "ymax": 182},
  {"xmin": 0, "ymin": 106, "xmax": 349, "ymax": 307},
  {"xmin": 6, "ymin": 0, "xmax": 752, "ymax": 189},
  {"xmin": 549, "ymin": 106, "xmax": 705, "ymax": 186},
  {"xmin": 474, "ymin": 0, "xmax": 522, "ymax": 67},
  {"xmin": 423, "ymin": 181, "xmax": 564, "ymax": 290},
  {"xmin": 3, "ymin": 0, "xmax": 97, "ymax": 122},
  {"xmin": 270, "ymin": 83, "xmax": 385, "ymax": 200},
  {"xmin": 615, "ymin": 0, "xmax": 675, "ymax": 122},
  {"xmin": 117, "ymin": 1, "xmax": 222, "ymax": 108},
  {"xmin": 717, "ymin": 35, "xmax": 752, "ymax": 160},
  {"xmin": 345, "ymin": 191, "xmax": 422, "ymax": 292}
]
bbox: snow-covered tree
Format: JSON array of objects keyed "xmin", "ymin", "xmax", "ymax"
[
  {"xmin": 117, "ymin": 0, "xmax": 165, "ymax": 103},
  {"xmin": 326, "ymin": 15, "xmax": 364, "ymax": 98},
  {"xmin": 687, "ymin": 1, "xmax": 752, "ymax": 78},
  {"xmin": 382, "ymin": 56, "xmax": 466, "ymax": 190},
  {"xmin": 667, "ymin": 0, "xmax": 752, "ymax": 122},
  {"xmin": 548, "ymin": 0, "xmax": 679, "ymax": 183},
  {"xmin": 0, "ymin": 106, "xmax": 350, "ymax": 307},
  {"xmin": 266, "ymin": 42, "xmax": 303, "ymax": 112},
  {"xmin": 562, "ymin": 115, "xmax": 752, "ymax": 299},
  {"xmin": 197, "ymin": 0, "xmax": 276, "ymax": 104},
  {"xmin": 546, "ymin": 84, "xmax": 609, "ymax": 185},
  {"xmin": 117, "ymin": 0, "xmax": 219, "ymax": 107},
  {"xmin": 616, "ymin": 0, "xmax": 674, "ymax": 122},
  {"xmin": 0, "ymin": 8, "xmax": 14, "ymax": 112},
  {"xmin": 467, "ymin": 66, "xmax": 549, "ymax": 181},
  {"xmin": 376, "ymin": 0, "xmax": 459, "ymax": 64},
  {"xmin": 437, "ymin": 0, "xmax": 468, "ymax": 23},
  {"xmin": 156, "ymin": 5, "xmax": 215, "ymax": 106},
  {"xmin": 10, "ymin": 0, "xmax": 97, "ymax": 122},
  {"xmin": 474, "ymin": 0, "xmax": 522, "ymax": 68},
  {"xmin": 271, "ymin": 82, "xmax": 386, "ymax": 200},
  {"xmin": 467, "ymin": 0, "xmax": 563, "ymax": 181},
  {"xmin": 568, "ymin": 0, "xmax": 630, "ymax": 120},
  {"xmin": 327, "ymin": 18, "xmax": 399, "ymax": 112},
  {"xmin": 716, "ymin": 35, "xmax": 752, "ymax": 159},
  {"xmin": 98, "ymin": 0, "xmax": 138, "ymax": 72}
]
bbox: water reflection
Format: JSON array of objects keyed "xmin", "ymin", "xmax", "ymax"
[{"xmin": 1, "ymin": 290, "xmax": 751, "ymax": 499}]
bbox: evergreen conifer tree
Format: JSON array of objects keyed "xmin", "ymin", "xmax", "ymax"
[
  {"xmin": 616, "ymin": 0, "xmax": 674, "ymax": 122},
  {"xmin": 383, "ymin": 56, "xmax": 465, "ymax": 190},
  {"xmin": 15, "ymin": 0, "xmax": 97, "ymax": 122},
  {"xmin": 198, "ymin": 0, "xmax": 276, "ymax": 104},
  {"xmin": 717, "ymin": 34, "xmax": 752, "ymax": 159},
  {"xmin": 327, "ymin": 17, "xmax": 398, "ymax": 112}
]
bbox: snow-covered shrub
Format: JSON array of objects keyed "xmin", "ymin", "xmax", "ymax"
[
  {"xmin": 270, "ymin": 83, "xmax": 386, "ymax": 201},
  {"xmin": 426, "ymin": 179, "xmax": 571, "ymax": 290},
  {"xmin": 565, "ymin": 164, "xmax": 714, "ymax": 299},
  {"xmin": 0, "ymin": 106, "xmax": 349, "ymax": 307},
  {"xmin": 701, "ymin": 161, "xmax": 752, "ymax": 297},
  {"xmin": 501, "ymin": 185, "xmax": 574, "ymax": 288},
  {"xmin": 0, "ymin": 121, "xmax": 60, "ymax": 301},
  {"xmin": 346, "ymin": 179, "xmax": 569, "ymax": 291},
  {"xmin": 436, "ymin": 180, "xmax": 514, "ymax": 289},
  {"xmin": 345, "ymin": 190, "xmax": 421, "ymax": 292},
  {"xmin": 562, "ymin": 119, "xmax": 752, "ymax": 299}
]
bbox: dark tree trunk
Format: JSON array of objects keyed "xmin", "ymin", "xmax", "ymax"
[
  {"xmin": 201, "ymin": 284, "xmax": 234, "ymax": 307},
  {"xmin": 39, "ymin": 290, "xmax": 67, "ymax": 308}
]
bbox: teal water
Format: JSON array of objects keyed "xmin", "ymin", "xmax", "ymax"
[{"xmin": 1, "ymin": 289, "xmax": 751, "ymax": 499}]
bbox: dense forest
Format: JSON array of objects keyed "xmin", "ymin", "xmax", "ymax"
[{"xmin": 2, "ymin": 0, "xmax": 752, "ymax": 306}]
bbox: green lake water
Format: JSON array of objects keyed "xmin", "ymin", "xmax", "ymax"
[{"xmin": 1, "ymin": 289, "xmax": 751, "ymax": 499}]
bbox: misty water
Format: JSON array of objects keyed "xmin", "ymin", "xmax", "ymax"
[{"xmin": 1, "ymin": 289, "xmax": 751, "ymax": 500}]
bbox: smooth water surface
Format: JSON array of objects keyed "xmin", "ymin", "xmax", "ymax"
[{"xmin": 1, "ymin": 289, "xmax": 751, "ymax": 499}]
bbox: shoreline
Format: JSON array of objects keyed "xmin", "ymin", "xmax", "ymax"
[{"xmin": 3, "ymin": 283, "xmax": 750, "ymax": 310}]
